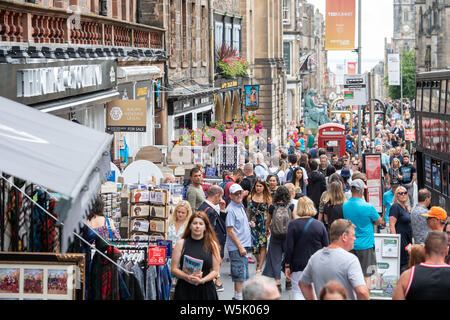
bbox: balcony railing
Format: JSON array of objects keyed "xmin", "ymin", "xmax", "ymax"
[{"xmin": 0, "ymin": 3, "xmax": 164, "ymax": 49}]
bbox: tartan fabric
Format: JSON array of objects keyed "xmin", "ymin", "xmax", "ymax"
[
  {"xmin": 6, "ymin": 188, "xmax": 22, "ymax": 251},
  {"xmin": 42, "ymin": 197, "xmax": 58, "ymax": 252},
  {"xmin": 101, "ymin": 245, "xmax": 122, "ymax": 300}
]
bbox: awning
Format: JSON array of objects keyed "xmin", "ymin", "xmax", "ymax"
[
  {"xmin": 117, "ymin": 66, "xmax": 162, "ymax": 80},
  {"xmin": 0, "ymin": 96, "xmax": 113, "ymax": 253},
  {"xmin": 34, "ymin": 89, "xmax": 120, "ymax": 115}
]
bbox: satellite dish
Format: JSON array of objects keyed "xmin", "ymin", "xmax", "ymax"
[{"xmin": 122, "ymin": 160, "xmax": 164, "ymax": 186}]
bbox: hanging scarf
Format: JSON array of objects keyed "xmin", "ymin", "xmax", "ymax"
[
  {"xmin": 42, "ymin": 197, "xmax": 58, "ymax": 252},
  {"xmin": 6, "ymin": 187, "xmax": 22, "ymax": 251},
  {"xmin": 17, "ymin": 184, "xmax": 37, "ymax": 252},
  {"xmin": 101, "ymin": 245, "xmax": 122, "ymax": 300}
]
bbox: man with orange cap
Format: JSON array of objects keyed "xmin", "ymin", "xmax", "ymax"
[{"xmin": 422, "ymin": 207, "xmax": 447, "ymax": 232}]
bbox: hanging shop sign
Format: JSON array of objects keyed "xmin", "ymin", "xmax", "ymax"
[
  {"xmin": 387, "ymin": 53, "xmax": 401, "ymax": 86},
  {"xmin": 106, "ymin": 99, "xmax": 147, "ymax": 132},
  {"xmin": 221, "ymin": 81, "xmax": 238, "ymax": 89},
  {"xmin": 0, "ymin": 59, "xmax": 117, "ymax": 105},
  {"xmin": 244, "ymin": 85, "xmax": 259, "ymax": 109}
]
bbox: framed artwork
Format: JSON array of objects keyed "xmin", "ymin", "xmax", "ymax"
[
  {"xmin": 244, "ymin": 85, "xmax": 259, "ymax": 108},
  {"xmin": 0, "ymin": 252, "xmax": 84, "ymax": 300}
]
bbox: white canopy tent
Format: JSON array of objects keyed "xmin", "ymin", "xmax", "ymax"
[{"xmin": 0, "ymin": 96, "xmax": 112, "ymax": 253}]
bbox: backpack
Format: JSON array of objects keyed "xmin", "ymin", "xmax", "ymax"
[{"xmin": 270, "ymin": 204, "xmax": 292, "ymax": 239}]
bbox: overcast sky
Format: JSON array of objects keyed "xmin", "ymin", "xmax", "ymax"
[{"xmin": 307, "ymin": 0, "xmax": 394, "ymax": 73}]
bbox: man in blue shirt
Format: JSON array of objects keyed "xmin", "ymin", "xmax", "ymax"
[
  {"xmin": 226, "ymin": 184, "xmax": 252, "ymax": 300},
  {"xmin": 382, "ymin": 183, "xmax": 398, "ymax": 226},
  {"xmin": 343, "ymin": 179, "xmax": 383, "ymax": 286}
]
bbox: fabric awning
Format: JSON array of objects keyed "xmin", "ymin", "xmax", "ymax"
[
  {"xmin": 0, "ymin": 96, "xmax": 113, "ymax": 253},
  {"xmin": 34, "ymin": 89, "xmax": 120, "ymax": 115}
]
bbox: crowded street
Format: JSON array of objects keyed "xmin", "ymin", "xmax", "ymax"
[{"xmin": 0, "ymin": 0, "xmax": 450, "ymax": 309}]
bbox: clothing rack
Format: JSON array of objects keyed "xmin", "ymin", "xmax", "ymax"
[{"xmin": 0, "ymin": 174, "xmax": 134, "ymax": 275}]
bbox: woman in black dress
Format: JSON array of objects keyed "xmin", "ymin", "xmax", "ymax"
[
  {"xmin": 389, "ymin": 186, "xmax": 413, "ymax": 274},
  {"xmin": 171, "ymin": 211, "xmax": 221, "ymax": 300}
]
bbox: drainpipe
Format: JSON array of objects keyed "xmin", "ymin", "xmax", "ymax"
[{"xmin": 209, "ymin": 0, "xmax": 214, "ymax": 86}]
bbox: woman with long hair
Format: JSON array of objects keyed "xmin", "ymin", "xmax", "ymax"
[
  {"xmin": 389, "ymin": 186, "xmax": 413, "ymax": 274},
  {"xmin": 388, "ymin": 158, "xmax": 402, "ymax": 189},
  {"xmin": 263, "ymin": 186, "xmax": 295, "ymax": 293},
  {"xmin": 247, "ymin": 178, "xmax": 272, "ymax": 275},
  {"xmin": 291, "ymin": 167, "xmax": 305, "ymax": 199},
  {"xmin": 85, "ymin": 195, "xmax": 120, "ymax": 239},
  {"xmin": 323, "ymin": 181, "xmax": 346, "ymax": 228},
  {"xmin": 266, "ymin": 174, "xmax": 279, "ymax": 198},
  {"xmin": 285, "ymin": 196, "xmax": 329, "ymax": 300},
  {"xmin": 168, "ymin": 200, "xmax": 193, "ymax": 248},
  {"xmin": 171, "ymin": 211, "xmax": 221, "ymax": 300}
]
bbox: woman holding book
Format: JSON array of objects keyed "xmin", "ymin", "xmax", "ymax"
[{"xmin": 171, "ymin": 211, "xmax": 221, "ymax": 300}]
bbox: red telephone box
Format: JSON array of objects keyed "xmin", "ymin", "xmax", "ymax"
[{"xmin": 318, "ymin": 123, "xmax": 346, "ymax": 158}]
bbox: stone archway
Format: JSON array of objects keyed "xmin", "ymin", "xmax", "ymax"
[
  {"xmin": 214, "ymin": 94, "xmax": 223, "ymax": 123},
  {"xmin": 224, "ymin": 91, "xmax": 232, "ymax": 123},
  {"xmin": 231, "ymin": 91, "xmax": 241, "ymax": 121}
]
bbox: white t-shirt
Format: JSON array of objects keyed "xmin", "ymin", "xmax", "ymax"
[{"xmin": 300, "ymin": 247, "xmax": 366, "ymax": 300}]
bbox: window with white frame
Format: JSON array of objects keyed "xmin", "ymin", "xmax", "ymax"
[
  {"xmin": 282, "ymin": 0, "xmax": 290, "ymax": 24},
  {"xmin": 233, "ymin": 24, "xmax": 241, "ymax": 53},
  {"xmin": 215, "ymin": 21, "xmax": 223, "ymax": 49},
  {"xmin": 225, "ymin": 23, "xmax": 232, "ymax": 47}
]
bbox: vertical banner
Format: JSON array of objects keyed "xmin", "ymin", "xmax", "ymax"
[
  {"xmin": 325, "ymin": 0, "xmax": 356, "ymax": 50},
  {"xmin": 335, "ymin": 64, "xmax": 345, "ymax": 85},
  {"xmin": 347, "ymin": 62, "xmax": 357, "ymax": 74},
  {"xmin": 363, "ymin": 153, "xmax": 383, "ymax": 213},
  {"xmin": 388, "ymin": 53, "xmax": 401, "ymax": 86}
]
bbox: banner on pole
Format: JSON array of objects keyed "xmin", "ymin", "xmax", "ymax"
[
  {"xmin": 347, "ymin": 62, "xmax": 357, "ymax": 74},
  {"xmin": 388, "ymin": 54, "xmax": 401, "ymax": 86},
  {"xmin": 325, "ymin": 0, "xmax": 356, "ymax": 50}
]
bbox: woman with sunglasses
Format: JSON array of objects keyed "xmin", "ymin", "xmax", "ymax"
[
  {"xmin": 389, "ymin": 186, "xmax": 413, "ymax": 274},
  {"xmin": 247, "ymin": 178, "xmax": 272, "ymax": 275}
]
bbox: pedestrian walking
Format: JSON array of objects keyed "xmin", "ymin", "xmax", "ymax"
[
  {"xmin": 186, "ymin": 167, "xmax": 206, "ymax": 211},
  {"xmin": 299, "ymin": 219, "xmax": 369, "ymax": 300},
  {"xmin": 382, "ymin": 182, "xmax": 399, "ymax": 228},
  {"xmin": 322, "ymin": 181, "xmax": 346, "ymax": 230},
  {"xmin": 411, "ymin": 188, "xmax": 432, "ymax": 244},
  {"xmin": 399, "ymin": 153, "xmax": 416, "ymax": 207},
  {"xmin": 197, "ymin": 185, "xmax": 227, "ymax": 291},
  {"xmin": 225, "ymin": 184, "xmax": 252, "ymax": 300},
  {"xmin": 291, "ymin": 167, "xmax": 306, "ymax": 199},
  {"xmin": 240, "ymin": 163, "xmax": 257, "ymax": 209},
  {"xmin": 284, "ymin": 197, "xmax": 329, "ymax": 300},
  {"xmin": 343, "ymin": 179, "xmax": 383, "ymax": 286},
  {"xmin": 393, "ymin": 231, "xmax": 450, "ymax": 300},
  {"xmin": 422, "ymin": 206, "xmax": 447, "ymax": 233},
  {"xmin": 221, "ymin": 168, "xmax": 245, "ymax": 206},
  {"xmin": 266, "ymin": 174, "xmax": 279, "ymax": 198},
  {"xmin": 389, "ymin": 185, "xmax": 413, "ymax": 274},
  {"xmin": 263, "ymin": 186, "xmax": 295, "ymax": 293},
  {"xmin": 306, "ymin": 160, "xmax": 327, "ymax": 217},
  {"xmin": 246, "ymin": 178, "xmax": 272, "ymax": 275},
  {"xmin": 171, "ymin": 211, "xmax": 221, "ymax": 300},
  {"xmin": 283, "ymin": 183, "xmax": 299, "ymax": 217}
]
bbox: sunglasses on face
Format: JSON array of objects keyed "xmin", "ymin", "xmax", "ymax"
[
  {"xmin": 353, "ymin": 163, "xmax": 358, "ymax": 165},
  {"xmin": 397, "ymin": 192, "xmax": 408, "ymax": 195}
]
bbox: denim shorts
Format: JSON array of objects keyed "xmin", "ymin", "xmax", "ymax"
[{"xmin": 229, "ymin": 250, "xmax": 250, "ymax": 282}]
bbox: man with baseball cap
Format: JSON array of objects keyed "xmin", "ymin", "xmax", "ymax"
[
  {"xmin": 422, "ymin": 206, "xmax": 448, "ymax": 232},
  {"xmin": 343, "ymin": 179, "xmax": 383, "ymax": 287},
  {"xmin": 225, "ymin": 183, "xmax": 252, "ymax": 300}
]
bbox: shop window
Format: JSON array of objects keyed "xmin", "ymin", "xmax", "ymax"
[
  {"xmin": 185, "ymin": 113, "xmax": 193, "ymax": 130},
  {"xmin": 447, "ymin": 81, "xmax": 450, "ymax": 115},
  {"xmin": 424, "ymin": 155, "xmax": 432, "ymax": 187},
  {"xmin": 196, "ymin": 113, "xmax": 203, "ymax": 129},
  {"xmin": 215, "ymin": 21, "xmax": 223, "ymax": 50},
  {"xmin": 422, "ymin": 117, "xmax": 430, "ymax": 148},
  {"xmin": 422, "ymin": 87, "xmax": 430, "ymax": 112},
  {"xmin": 447, "ymin": 120, "xmax": 450, "ymax": 154},
  {"xmin": 282, "ymin": 0, "xmax": 290, "ymax": 24},
  {"xmin": 283, "ymin": 42, "xmax": 291, "ymax": 75},
  {"xmin": 225, "ymin": 23, "xmax": 232, "ymax": 47}
]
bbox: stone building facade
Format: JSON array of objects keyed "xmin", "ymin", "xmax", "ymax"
[
  {"xmin": 415, "ymin": 0, "xmax": 450, "ymax": 72},
  {"xmin": 393, "ymin": 0, "xmax": 417, "ymax": 53}
]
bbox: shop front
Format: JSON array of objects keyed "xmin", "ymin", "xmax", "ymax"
[
  {"xmin": 167, "ymin": 92, "xmax": 216, "ymax": 145},
  {"xmin": 214, "ymin": 78, "xmax": 243, "ymax": 123},
  {"xmin": 0, "ymin": 58, "xmax": 119, "ymax": 123}
]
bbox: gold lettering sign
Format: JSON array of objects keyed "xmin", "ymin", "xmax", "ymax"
[
  {"xmin": 106, "ymin": 99, "xmax": 147, "ymax": 132},
  {"xmin": 221, "ymin": 81, "xmax": 238, "ymax": 89}
]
